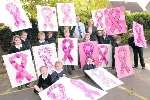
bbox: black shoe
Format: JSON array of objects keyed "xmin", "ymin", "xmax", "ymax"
[
  {"xmin": 133, "ymin": 66, "xmax": 138, "ymax": 68},
  {"xmin": 142, "ymin": 67, "xmax": 145, "ymax": 70}
]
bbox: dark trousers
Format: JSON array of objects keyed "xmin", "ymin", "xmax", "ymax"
[{"xmin": 133, "ymin": 48, "xmax": 145, "ymax": 68}]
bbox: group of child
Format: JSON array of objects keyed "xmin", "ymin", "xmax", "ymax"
[{"xmin": 6, "ymin": 17, "xmax": 145, "ymax": 94}]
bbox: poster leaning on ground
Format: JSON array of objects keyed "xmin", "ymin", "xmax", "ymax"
[
  {"xmin": 32, "ymin": 43, "xmax": 57, "ymax": 76},
  {"xmin": 0, "ymin": 0, "xmax": 32, "ymax": 32},
  {"xmin": 115, "ymin": 45, "xmax": 134, "ymax": 79},
  {"xmin": 57, "ymin": 3, "xmax": 77, "ymax": 26},
  {"xmin": 58, "ymin": 38, "xmax": 78, "ymax": 65},
  {"xmin": 39, "ymin": 77, "xmax": 107, "ymax": 100},
  {"xmin": 2, "ymin": 50, "xmax": 37, "ymax": 88},
  {"xmin": 36, "ymin": 5, "xmax": 58, "ymax": 31}
]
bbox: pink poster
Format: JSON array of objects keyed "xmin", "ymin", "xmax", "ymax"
[
  {"xmin": 115, "ymin": 45, "xmax": 134, "ymax": 79},
  {"xmin": 36, "ymin": 5, "xmax": 58, "ymax": 31},
  {"xmin": 92, "ymin": 9, "xmax": 105, "ymax": 30},
  {"xmin": 57, "ymin": 3, "xmax": 77, "ymax": 26},
  {"xmin": 133, "ymin": 21, "xmax": 147, "ymax": 48},
  {"xmin": 58, "ymin": 38, "xmax": 78, "ymax": 65},
  {"xmin": 0, "ymin": 0, "xmax": 32, "ymax": 32},
  {"xmin": 104, "ymin": 6, "xmax": 127, "ymax": 35},
  {"xmin": 2, "ymin": 50, "xmax": 37, "ymax": 88},
  {"xmin": 79, "ymin": 41, "xmax": 99, "ymax": 67},
  {"xmin": 98, "ymin": 44, "xmax": 112, "ymax": 67}
]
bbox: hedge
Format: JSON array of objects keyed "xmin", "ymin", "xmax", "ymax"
[{"xmin": 0, "ymin": 12, "xmax": 150, "ymax": 51}]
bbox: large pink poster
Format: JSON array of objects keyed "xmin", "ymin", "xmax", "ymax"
[
  {"xmin": 57, "ymin": 3, "xmax": 77, "ymax": 26},
  {"xmin": 92, "ymin": 9, "xmax": 105, "ymax": 30},
  {"xmin": 104, "ymin": 6, "xmax": 127, "ymax": 35},
  {"xmin": 79, "ymin": 41, "xmax": 99, "ymax": 68},
  {"xmin": 36, "ymin": 5, "xmax": 58, "ymax": 31},
  {"xmin": 2, "ymin": 50, "xmax": 37, "ymax": 88},
  {"xmin": 115, "ymin": 45, "xmax": 134, "ymax": 79},
  {"xmin": 133, "ymin": 21, "xmax": 147, "ymax": 48},
  {"xmin": 0, "ymin": 0, "xmax": 32, "ymax": 32}
]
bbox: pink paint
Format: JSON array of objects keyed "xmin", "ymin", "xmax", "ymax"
[
  {"xmin": 79, "ymin": 41, "xmax": 99, "ymax": 67},
  {"xmin": 104, "ymin": 7, "xmax": 127, "ymax": 35},
  {"xmin": 9, "ymin": 53, "xmax": 32, "ymax": 83},
  {"xmin": 98, "ymin": 45, "xmax": 108, "ymax": 66},
  {"xmin": 6, "ymin": 2, "xmax": 26, "ymax": 28},
  {"xmin": 41, "ymin": 7, "xmax": 54, "ymax": 30},
  {"xmin": 61, "ymin": 4, "xmax": 72, "ymax": 24},
  {"xmin": 115, "ymin": 45, "xmax": 134, "ymax": 79},
  {"xmin": 95, "ymin": 10, "xmax": 103, "ymax": 28},
  {"xmin": 62, "ymin": 38, "xmax": 74, "ymax": 63},
  {"xmin": 47, "ymin": 83, "xmax": 72, "ymax": 100},
  {"xmin": 71, "ymin": 79, "xmax": 100, "ymax": 100},
  {"xmin": 133, "ymin": 22, "xmax": 147, "ymax": 48},
  {"xmin": 38, "ymin": 47, "xmax": 53, "ymax": 69}
]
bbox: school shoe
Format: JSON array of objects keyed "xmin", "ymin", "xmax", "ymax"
[
  {"xmin": 142, "ymin": 67, "xmax": 145, "ymax": 70},
  {"xmin": 132, "ymin": 66, "xmax": 138, "ymax": 68}
]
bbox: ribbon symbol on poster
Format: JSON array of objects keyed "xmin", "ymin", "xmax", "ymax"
[
  {"xmin": 135, "ymin": 24, "xmax": 144, "ymax": 46},
  {"xmin": 9, "ymin": 53, "xmax": 32, "ymax": 83},
  {"xmin": 95, "ymin": 11, "xmax": 103, "ymax": 28},
  {"xmin": 71, "ymin": 79, "xmax": 100, "ymax": 100},
  {"xmin": 118, "ymin": 47, "xmax": 130, "ymax": 74},
  {"xmin": 92, "ymin": 69, "xmax": 116, "ymax": 87},
  {"xmin": 83, "ymin": 43, "xmax": 94, "ymax": 59},
  {"xmin": 41, "ymin": 7, "xmax": 54, "ymax": 30},
  {"xmin": 98, "ymin": 45, "xmax": 108, "ymax": 66},
  {"xmin": 6, "ymin": 2, "xmax": 26, "ymax": 28},
  {"xmin": 62, "ymin": 39, "xmax": 74, "ymax": 63},
  {"xmin": 38, "ymin": 47, "xmax": 53, "ymax": 68},
  {"xmin": 61, "ymin": 4, "xmax": 72, "ymax": 24},
  {"xmin": 107, "ymin": 8, "xmax": 122, "ymax": 33},
  {"xmin": 47, "ymin": 83, "xmax": 71, "ymax": 100}
]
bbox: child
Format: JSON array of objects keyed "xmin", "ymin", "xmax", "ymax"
[
  {"xmin": 51, "ymin": 61, "xmax": 65, "ymax": 83},
  {"xmin": 128, "ymin": 30, "xmax": 145, "ymax": 69},
  {"xmin": 9, "ymin": 35, "xmax": 27, "ymax": 54},
  {"xmin": 20, "ymin": 31, "xmax": 31, "ymax": 49},
  {"xmin": 83, "ymin": 57, "xmax": 96, "ymax": 71},
  {"xmin": 34, "ymin": 66, "xmax": 52, "ymax": 94},
  {"xmin": 46, "ymin": 31, "xmax": 56, "ymax": 44},
  {"xmin": 36, "ymin": 32, "xmax": 48, "ymax": 46},
  {"xmin": 59, "ymin": 26, "xmax": 75, "ymax": 38},
  {"xmin": 83, "ymin": 33, "xmax": 91, "ymax": 42},
  {"xmin": 96, "ymin": 29, "xmax": 111, "ymax": 44}
]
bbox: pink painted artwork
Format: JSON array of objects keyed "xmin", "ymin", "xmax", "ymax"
[
  {"xmin": 92, "ymin": 9, "xmax": 105, "ymax": 29},
  {"xmin": 39, "ymin": 77, "xmax": 107, "ymax": 100},
  {"xmin": 1, "ymin": 0, "xmax": 32, "ymax": 32},
  {"xmin": 58, "ymin": 38, "xmax": 78, "ymax": 65},
  {"xmin": 2, "ymin": 50, "xmax": 37, "ymax": 88},
  {"xmin": 133, "ymin": 21, "xmax": 147, "ymax": 48},
  {"xmin": 79, "ymin": 41, "xmax": 99, "ymax": 67},
  {"xmin": 115, "ymin": 45, "xmax": 134, "ymax": 79},
  {"xmin": 37, "ymin": 5, "xmax": 58, "ymax": 31},
  {"xmin": 57, "ymin": 3, "xmax": 77, "ymax": 26},
  {"xmin": 104, "ymin": 6, "xmax": 127, "ymax": 35},
  {"xmin": 85, "ymin": 67, "xmax": 123, "ymax": 91},
  {"xmin": 32, "ymin": 44, "xmax": 57, "ymax": 76}
]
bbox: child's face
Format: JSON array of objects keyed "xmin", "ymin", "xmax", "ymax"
[
  {"xmin": 129, "ymin": 32, "xmax": 133, "ymax": 37},
  {"xmin": 87, "ymin": 58, "xmax": 93, "ymax": 64},
  {"xmin": 38, "ymin": 34, "xmax": 45, "ymax": 41},
  {"xmin": 55, "ymin": 62, "xmax": 63, "ymax": 70},
  {"xmin": 40, "ymin": 66, "xmax": 48, "ymax": 75},
  {"xmin": 14, "ymin": 37, "xmax": 22, "ymax": 45},
  {"xmin": 97, "ymin": 31, "xmax": 103, "ymax": 36},
  {"xmin": 85, "ymin": 35, "xmax": 90, "ymax": 42},
  {"xmin": 21, "ymin": 32, "xmax": 28, "ymax": 40},
  {"xmin": 48, "ymin": 32, "xmax": 53, "ymax": 38}
]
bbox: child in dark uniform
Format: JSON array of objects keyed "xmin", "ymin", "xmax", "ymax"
[
  {"xmin": 128, "ymin": 30, "xmax": 145, "ymax": 69},
  {"xmin": 20, "ymin": 31, "xmax": 31, "ymax": 49},
  {"xmin": 34, "ymin": 66, "xmax": 52, "ymax": 94},
  {"xmin": 51, "ymin": 61, "xmax": 65, "ymax": 83},
  {"xmin": 46, "ymin": 31, "xmax": 56, "ymax": 44},
  {"xmin": 83, "ymin": 57, "xmax": 96, "ymax": 71},
  {"xmin": 36, "ymin": 32, "xmax": 48, "ymax": 46}
]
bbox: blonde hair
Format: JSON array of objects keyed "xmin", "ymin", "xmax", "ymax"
[
  {"xmin": 55, "ymin": 60, "xmax": 63, "ymax": 68},
  {"xmin": 38, "ymin": 32, "xmax": 45, "ymax": 38},
  {"xmin": 39, "ymin": 66, "xmax": 48, "ymax": 72}
]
